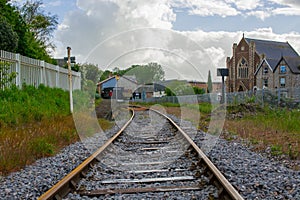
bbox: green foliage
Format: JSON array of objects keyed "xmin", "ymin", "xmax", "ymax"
[
  {"xmin": 0, "ymin": 84, "xmax": 70, "ymax": 126},
  {"xmin": 100, "ymin": 70, "xmax": 113, "ymax": 81},
  {"xmin": 193, "ymin": 86, "xmax": 205, "ymax": 95},
  {"xmin": 29, "ymin": 137, "xmax": 55, "ymax": 157},
  {"xmin": 207, "ymin": 70, "xmax": 212, "ymax": 93},
  {"xmin": 0, "ymin": 61, "xmax": 18, "ymax": 88},
  {"xmin": 250, "ymin": 107, "xmax": 300, "ymax": 133},
  {"xmin": 183, "ymin": 102, "xmax": 212, "ymax": 114},
  {"xmin": 0, "ymin": 17, "xmax": 18, "ymax": 52},
  {"xmin": 246, "ymin": 95, "xmax": 256, "ymax": 103},
  {"xmin": 99, "ymin": 63, "xmax": 165, "ymax": 84},
  {"xmin": 0, "ymin": 0, "xmax": 56, "ymax": 63},
  {"xmin": 125, "ymin": 63, "xmax": 165, "ymax": 84},
  {"xmin": 164, "ymin": 80, "xmax": 194, "ymax": 96},
  {"xmin": 80, "ymin": 63, "xmax": 101, "ymax": 83},
  {"xmin": 18, "ymin": 0, "xmax": 58, "ymax": 51},
  {"xmin": 73, "ymin": 90, "xmax": 94, "ymax": 111},
  {"xmin": 270, "ymin": 145, "xmax": 282, "ymax": 156}
]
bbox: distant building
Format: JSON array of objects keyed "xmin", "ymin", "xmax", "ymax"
[
  {"xmin": 189, "ymin": 81, "xmax": 207, "ymax": 91},
  {"xmin": 226, "ymin": 35, "xmax": 299, "ymax": 92},
  {"xmin": 55, "ymin": 56, "xmax": 76, "ymax": 67},
  {"xmin": 97, "ymin": 75, "xmax": 138, "ymax": 99},
  {"xmin": 255, "ymin": 56, "xmax": 300, "ymax": 97},
  {"xmin": 189, "ymin": 81, "xmax": 222, "ymax": 93}
]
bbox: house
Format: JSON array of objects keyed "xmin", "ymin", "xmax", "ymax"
[
  {"xmin": 97, "ymin": 75, "xmax": 138, "ymax": 99},
  {"xmin": 255, "ymin": 56, "xmax": 300, "ymax": 97},
  {"xmin": 226, "ymin": 35, "xmax": 299, "ymax": 92}
]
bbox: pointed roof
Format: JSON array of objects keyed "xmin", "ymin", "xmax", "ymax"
[
  {"xmin": 254, "ymin": 58, "xmax": 278, "ymax": 75},
  {"xmin": 97, "ymin": 75, "xmax": 138, "ymax": 86},
  {"xmin": 244, "ymin": 38, "xmax": 299, "ymax": 59},
  {"xmin": 276, "ymin": 56, "xmax": 300, "ymax": 74}
]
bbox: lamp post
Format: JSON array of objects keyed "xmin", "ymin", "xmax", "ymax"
[{"xmin": 67, "ymin": 47, "xmax": 73, "ymax": 113}]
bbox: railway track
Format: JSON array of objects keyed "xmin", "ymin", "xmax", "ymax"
[{"xmin": 39, "ymin": 107, "xmax": 244, "ymax": 200}]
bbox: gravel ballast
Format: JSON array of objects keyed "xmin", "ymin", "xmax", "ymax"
[{"xmin": 0, "ymin": 114, "xmax": 299, "ymax": 199}]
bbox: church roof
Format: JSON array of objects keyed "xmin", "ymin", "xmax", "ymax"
[{"xmin": 244, "ymin": 38, "xmax": 299, "ymax": 59}]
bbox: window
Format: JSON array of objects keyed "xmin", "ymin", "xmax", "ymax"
[
  {"xmin": 280, "ymin": 77, "xmax": 286, "ymax": 87},
  {"xmin": 263, "ymin": 67, "xmax": 268, "ymax": 74},
  {"xmin": 280, "ymin": 66, "xmax": 287, "ymax": 73},
  {"xmin": 263, "ymin": 79, "xmax": 268, "ymax": 87},
  {"xmin": 238, "ymin": 58, "xmax": 248, "ymax": 78}
]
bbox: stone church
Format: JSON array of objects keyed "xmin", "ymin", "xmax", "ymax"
[{"xmin": 226, "ymin": 35, "xmax": 299, "ymax": 92}]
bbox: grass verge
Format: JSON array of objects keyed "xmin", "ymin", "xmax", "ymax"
[{"xmin": 224, "ymin": 104, "xmax": 300, "ymax": 161}]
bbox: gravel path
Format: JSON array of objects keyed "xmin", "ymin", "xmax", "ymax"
[{"xmin": 0, "ymin": 114, "xmax": 299, "ymax": 199}]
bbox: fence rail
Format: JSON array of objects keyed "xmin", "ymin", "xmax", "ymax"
[
  {"xmin": 142, "ymin": 87, "xmax": 300, "ymax": 109},
  {"xmin": 0, "ymin": 50, "xmax": 81, "ymax": 90}
]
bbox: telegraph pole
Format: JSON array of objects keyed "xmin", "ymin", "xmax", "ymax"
[{"xmin": 67, "ymin": 47, "xmax": 73, "ymax": 113}]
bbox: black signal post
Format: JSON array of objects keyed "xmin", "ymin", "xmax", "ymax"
[{"xmin": 217, "ymin": 68, "xmax": 229, "ymax": 104}]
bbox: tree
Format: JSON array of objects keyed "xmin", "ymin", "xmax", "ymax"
[
  {"xmin": 126, "ymin": 62, "xmax": 165, "ymax": 84},
  {"xmin": 165, "ymin": 80, "xmax": 194, "ymax": 96},
  {"xmin": 100, "ymin": 70, "xmax": 113, "ymax": 81},
  {"xmin": 18, "ymin": 0, "xmax": 58, "ymax": 51},
  {"xmin": 0, "ymin": 0, "xmax": 55, "ymax": 63},
  {"xmin": 193, "ymin": 86, "xmax": 205, "ymax": 95},
  {"xmin": 80, "ymin": 63, "xmax": 101, "ymax": 84},
  {"xmin": 0, "ymin": 17, "xmax": 18, "ymax": 52},
  {"xmin": 207, "ymin": 70, "xmax": 212, "ymax": 93}
]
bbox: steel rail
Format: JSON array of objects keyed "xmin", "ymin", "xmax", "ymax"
[
  {"xmin": 38, "ymin": 109, "xmax": 135, "ymax": 200},
  {"xmin": 150, "ymin": 108, "xmax": 244, "ymax": 200},
  {"xmin": 39, "ymin": 106, "xmax": 243, "ymax": 199}
]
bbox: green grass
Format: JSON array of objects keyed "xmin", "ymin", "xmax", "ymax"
[
  {"xmin": 0, "ymin": 84, "xmax": 70, "ymax": 127},
  {"xmin": 244, "ymin": 107, "xmax": 300, "ymax": 133},
  {"xmin": 225, "ymin": 104, "xmax": 300, "ymax": 161},
  {"xmin": 0, "ymin": 85, "xmax": 79, "ymax": 174}
]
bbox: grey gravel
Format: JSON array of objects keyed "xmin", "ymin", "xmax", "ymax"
[{"xmin": 0, "ymin": 113, "xmax": 299, "ymax": 200}]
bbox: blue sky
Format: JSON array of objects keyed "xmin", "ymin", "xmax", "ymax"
[{"xmin": 13, "ymin": 0, "xmax": 300, "ymax": 81}]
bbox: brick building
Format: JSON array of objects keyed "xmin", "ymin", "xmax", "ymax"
[{"xmin": 226, "ymin": 35, "xmax": 299, "ymax": 92}]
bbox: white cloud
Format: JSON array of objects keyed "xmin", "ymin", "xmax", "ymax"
[
  {"xmin": 176, "ymin": 0, "xmax": 239, "ymax": 17},
  {"xmin": 51, "ymin": 0, "xmax": 300, "ymax": 82},
  {"xmin": 247, "ymin": 10, "xmax": 272, "ymax": 20},
  {"xmin": 272, "ymin": 7, "xmax": 300, "ymax": 16},
  {"xmin": 229, "ymin": 0, "xmax": 261, "ymax": 10},
  {"xmin": 268, "ymin": 0, "xmax": 300, "ymax": 8}
]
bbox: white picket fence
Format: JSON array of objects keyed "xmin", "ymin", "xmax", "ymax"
[{"xmin": 0, "ymin": 50, "xmax": 81, "ymax": 90}]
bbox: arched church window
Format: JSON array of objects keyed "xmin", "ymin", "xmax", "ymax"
[{"xmin": 238, "ymin": 57, "xmax": 248, "ymax": 78}]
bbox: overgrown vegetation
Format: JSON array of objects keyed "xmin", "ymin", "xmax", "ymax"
[
  {"xmin": 0, "ymin": 84, "xmax": 70, "ymax": 126},
  {"xmin": 225, "ymin": 104, "xmax": 300, "ymax": 161},
  {"xmin": 0, "ymin": 85, "xmax": 79, "ymax": 174}
]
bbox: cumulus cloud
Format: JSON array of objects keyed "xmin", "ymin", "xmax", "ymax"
[
  {"xmin": 51, "ymin": 0, "xmax": 300, "ymax": 81},
  {"xmin": 175, "ymin": 0, "xmax": 240, "ymax": 17},
  {"xmin": 227, "ymin": 0, "xmax": 261, "ymax": 11}
]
